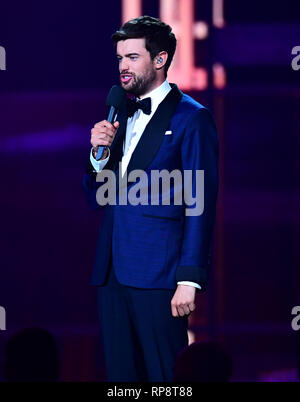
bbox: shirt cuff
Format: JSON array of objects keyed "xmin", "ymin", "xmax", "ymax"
[
  {"xmin": 177, "ymin": 281, "xmax": 201, "ymax": 290},
  {"xmin": 90, "ymin": 147, "xmax": 110, "ymax": 172}
]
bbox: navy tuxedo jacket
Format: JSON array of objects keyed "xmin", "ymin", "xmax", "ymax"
[{"xmin": 83, "ymin": 84, "xmax": 219, "ymax": 290}]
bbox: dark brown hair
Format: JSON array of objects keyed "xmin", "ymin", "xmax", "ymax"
[{"xmin": 112, "ymin": 15, "xmax": 177, "ymax": 77}]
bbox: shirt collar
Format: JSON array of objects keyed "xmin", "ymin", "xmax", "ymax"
[{"xmin": 139, "ymin": 79, "xmax": 171, "ymax": 114}]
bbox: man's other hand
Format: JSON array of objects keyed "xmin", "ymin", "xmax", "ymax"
[{"xmin": 171, "ymin": 285, "xmax": 196, "ymax": 317}]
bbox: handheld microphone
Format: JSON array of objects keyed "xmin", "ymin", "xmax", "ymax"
[{"xmin": 96, "ymin": 85, "xmax": 126, "ymax": 160}]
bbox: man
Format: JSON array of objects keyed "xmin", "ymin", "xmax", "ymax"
[{"xmin": 83, "ymin": 16, "xmax": 219, "ymax": 382}]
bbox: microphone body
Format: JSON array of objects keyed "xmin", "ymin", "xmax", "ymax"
[{"xmin": 96, "ymin": 86, "xmax": 126, "ymax": 161}]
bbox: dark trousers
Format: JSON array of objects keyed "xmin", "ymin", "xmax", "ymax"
[{"xmin": 97, "ymin": 254, "xmax": 188, "ymax": 382}]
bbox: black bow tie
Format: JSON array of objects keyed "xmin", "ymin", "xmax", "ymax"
[{"xmin": 126, "ymin": 97, "xmax": 152, "ymax": 118}]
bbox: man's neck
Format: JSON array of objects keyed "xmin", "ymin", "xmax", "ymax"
[{"xmin": 138, "ymin": 78, "xmax": 167, "ymax": 99}]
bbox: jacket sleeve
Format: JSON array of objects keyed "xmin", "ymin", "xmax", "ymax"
[
  {"xmin": 82, "ymin": 156, "xmax": 105, "ymax": 211},
  {"xmin": 175, "ymin": 108, "xmax": 219, "ymax": 291}
]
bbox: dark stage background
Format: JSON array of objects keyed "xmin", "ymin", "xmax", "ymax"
[{"xmin": 0, "ymin": 0, "xmax": 299, "ymax": 381}]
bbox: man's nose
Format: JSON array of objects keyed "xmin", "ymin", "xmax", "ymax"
[{"xmin": 119, "ymin": 58, "xmax": 129, "ymax": 72}]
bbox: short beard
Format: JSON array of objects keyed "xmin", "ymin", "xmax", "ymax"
[{"xmin": 125, "ymin": 67, "xmax": 156, "ymax": 97}]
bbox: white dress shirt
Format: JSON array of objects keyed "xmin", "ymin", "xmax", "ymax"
[{"xmin": 90, "ymin": 79, "xmax": 201, "ymax": 290}]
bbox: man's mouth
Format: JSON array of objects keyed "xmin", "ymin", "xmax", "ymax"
[{"xmin": 121, "ymin": 74, "xmax": 133, "ymax": 84}]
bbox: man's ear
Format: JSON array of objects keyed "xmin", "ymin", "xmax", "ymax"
[{"xmin": 154, "ymin": 51, "xmax": 168, "ymax": 70}]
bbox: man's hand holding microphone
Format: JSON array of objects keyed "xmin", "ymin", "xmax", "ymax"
[
  {"xmin": 91, "ymin": 120, "xmax": 119, "ymax": 160},
  {"xmin": 91, "ymin": 85, "xmax": 126, "ymax": 161}
]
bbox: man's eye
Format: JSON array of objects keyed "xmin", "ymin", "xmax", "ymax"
[{"xmin": 130, "ymin": 56, "xmax": 138, "ymax": 60}]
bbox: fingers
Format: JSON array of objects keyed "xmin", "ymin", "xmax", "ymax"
[
  {"xmin": 171, "ymin": 300, "xmax": 196, "ymax": 317},
  {"xmin": 91, "ymin": 120, "xmax": 119, "ymax": 148},
  {"xmin": 171, "ymin": 285, "xmax": 197, "ymax": 317},
  {"xmin": 94, "ymin": 120, "xmax": 118, "ymax": 131},
  {"xmin": 171, "ymin": 302, "xmax": 178, "ymax": 318},
  {"xmin": 178, "ymin": 304, "xmax": 193, "ymax": 317},
  {"xmin": 189, "ymin": 302, "xmax": 196, "ymax": 312}
]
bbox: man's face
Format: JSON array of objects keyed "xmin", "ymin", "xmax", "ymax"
[{"xmin": 117, "ymin": 38, "xmax": 157, "ymax": 97}]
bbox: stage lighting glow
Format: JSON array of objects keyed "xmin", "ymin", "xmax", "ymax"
[
  {"xmin": 121, "ymin": 0, "xmax": 226, "ymax": 90},
  {"xmin": 213, "ymin": 0, "xmax": 225, "ymax": 28},
  {"xmin": 194, "ymin": 21, "xmax": 209, "ymax": 40},
  {"xmin": 213, "ymin": 62, "xmax": 226, "ymax": 89},
  {"xmin": 188, "ymin": 329, "xmax": 195, "ymax": 345},
  {"xmin": 122, "ymin": 0, "xmax": 142, "ymax": 23}
]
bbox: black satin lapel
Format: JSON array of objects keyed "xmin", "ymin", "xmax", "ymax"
[{"xmin": 116, "ymin": 84, "xmax": 182, "ymax": 190}]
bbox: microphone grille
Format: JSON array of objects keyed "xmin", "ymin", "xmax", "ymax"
[{"xmin": 106, "ymin": 85, "xmax": 126, "ymax": 108}]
